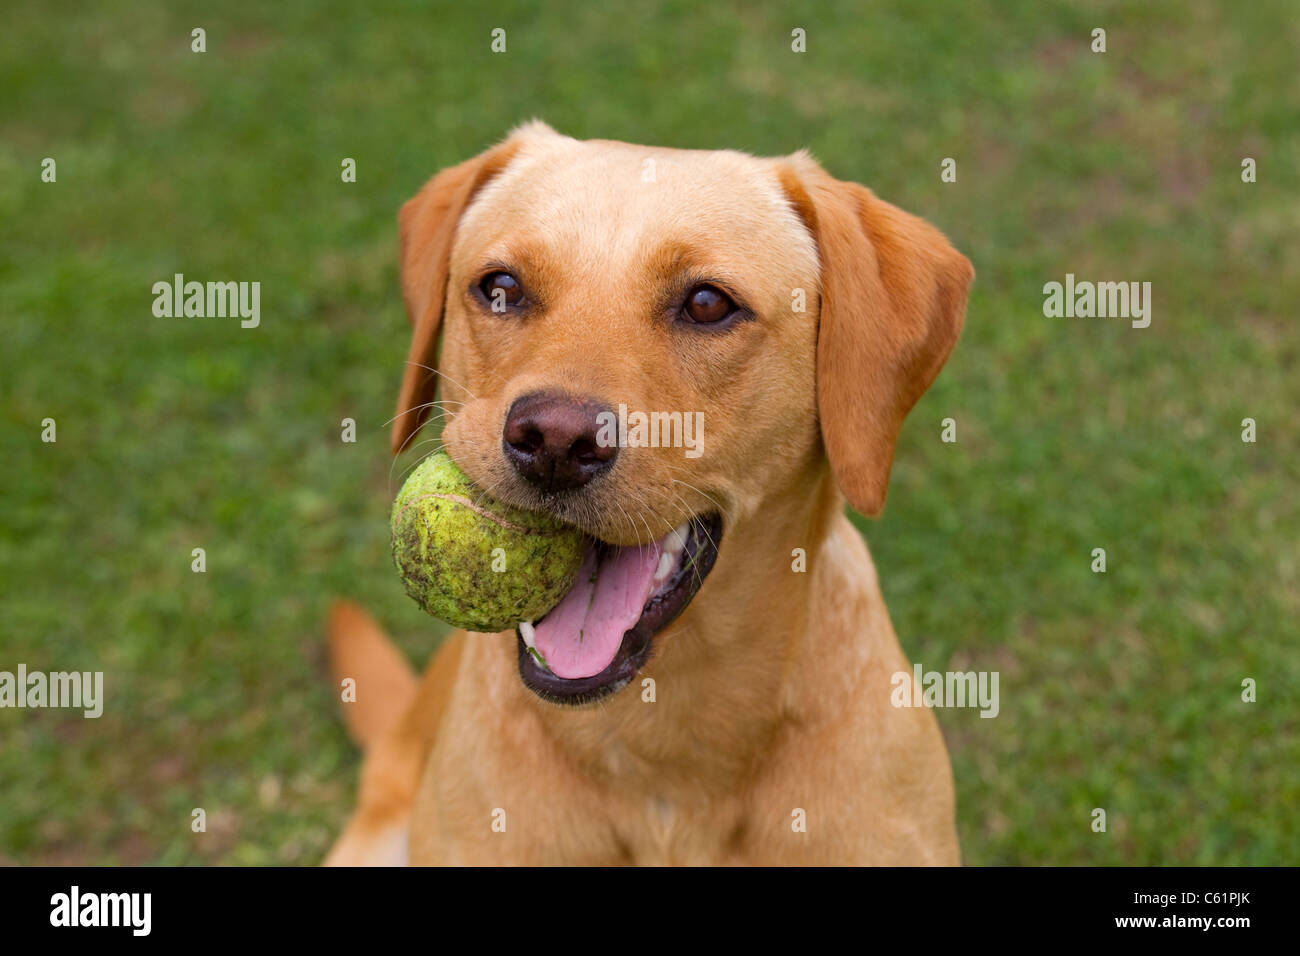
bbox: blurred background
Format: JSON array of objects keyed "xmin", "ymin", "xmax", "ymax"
[{"xmin": 1, "ymin": 0, "xmax": 1296, "ymax": 864}]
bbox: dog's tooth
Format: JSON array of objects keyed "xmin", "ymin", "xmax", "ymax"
[
  {"xmin": 666, "ymin": 522, "xmax": 689, "ymax": 554},
  {"xmin": 519, "ymin": 620, "xmax": 536, "ymax": 648},
  {"xmin": 654, "ymin": 552, "xmax": 675, "ymax": 583}
]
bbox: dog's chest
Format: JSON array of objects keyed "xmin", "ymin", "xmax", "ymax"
[{"xmin": 614, "ymin": 794, "xmax": 746, "ymax": 865}]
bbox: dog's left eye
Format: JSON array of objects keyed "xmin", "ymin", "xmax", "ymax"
[
  {"xmin": 479, "ymin": 271, "xmax": 526, "ymax": 310},
  {"xmin": 681, "ymin": 284, "xmax": 737, "ymax": 324}
]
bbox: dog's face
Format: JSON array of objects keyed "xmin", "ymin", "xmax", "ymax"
[
  {"xmin": 392, "ymin": 123, "xmax": 972, "ymax": 704},
  {"xmin": 437, "ymin": 132, "xmax": 822, "ymax": 545}
]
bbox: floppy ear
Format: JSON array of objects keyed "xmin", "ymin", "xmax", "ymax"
[
  {"xmin": 390, "ymin": 138, "xmax": 522, "ymax": 454},
  {"xmin": 779, "ymin": 158, "xmax": 974, "ymax": 516}
]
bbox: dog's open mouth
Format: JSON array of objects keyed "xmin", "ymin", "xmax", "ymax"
[{"xmin": 514, "ymin": 512, "xmax": 722, "ymax": 705}]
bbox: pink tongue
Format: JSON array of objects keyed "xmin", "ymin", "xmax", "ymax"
[{"xmin": 533, "ymin": 540, "xmax": 664, "ymax": 679}]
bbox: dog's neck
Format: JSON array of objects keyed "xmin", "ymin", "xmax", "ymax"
[{"xmin": 516, "ymin": 462, "xmax": 875, "ymax": 793}]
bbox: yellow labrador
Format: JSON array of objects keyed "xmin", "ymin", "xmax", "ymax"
[{"xmin": 326, "ymin": 121, "xmax": 973, "ymax": 865}]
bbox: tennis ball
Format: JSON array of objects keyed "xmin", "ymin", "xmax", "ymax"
[{"xmin": 391, "ymin": 451, "xmax": 585, "ymax": 632}]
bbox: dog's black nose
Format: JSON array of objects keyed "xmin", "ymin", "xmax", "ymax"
[{"xmin": 503, "ymin": 392, "xmax": 617, "ymax": 492}]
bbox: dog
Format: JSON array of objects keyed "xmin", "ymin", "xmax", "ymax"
[{"xmin": 325, "ymin": 121, "xmax": 973, "ymax": 865}]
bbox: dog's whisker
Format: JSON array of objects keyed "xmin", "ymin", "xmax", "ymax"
[
  {"xmin": 386, "ymin": 408, "xmax": 453, "ymax": 437},
  {"xmin": 404, "ymin": 361, "xmax": 482, "ymax": 403},
  {"xmin": 390, "ymin": 438, "xmax": 448, "ymax": 488},
  {"xmin": 665, "ymin": 490, "xmax": 718, "ymax": 593},
  {"xmin": 669, "ymin": 476, "xmax": 726, "ymax": 518},
  {"xmin": 667, "ymin": 477, "xmax": 724, "ymax": 558},
  {"xmin": 647, "ymin": 488, "xmax": 683, "ymax": 536},
  {"xmin": 623, "ymin": 489, "xmax": 666, "ymax": 547},
  {"xmin": 381, "ymin": 398, "xmax": 467, "ymax": 429},
  {"xmin": 611, "ymin": 499, "xmax": 640, "ymax": 548},
  {"xmin": 388, "ymin": 435, "xmax": 486, "ymax": 492},
  {"xmin": 467, "ymin": 472, "xmax": 515, "ymax": 514}
]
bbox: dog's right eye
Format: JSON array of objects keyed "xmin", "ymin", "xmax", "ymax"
[
  {"xmin": 478, "ymin": 271, "xmax": 526, "ymax": 311},
  {"xmin": 681, "ymin": 284, "xmax": 737, "ymax": 324}
]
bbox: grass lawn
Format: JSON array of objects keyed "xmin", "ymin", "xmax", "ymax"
[{"xmin": 1, "ymin": 0, "xmax": 1296, "ymax": 864}]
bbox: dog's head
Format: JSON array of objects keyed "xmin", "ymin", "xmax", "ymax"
[{"xmin": 392, "ymin": 122, "xmax": 972, "ymax": 704}]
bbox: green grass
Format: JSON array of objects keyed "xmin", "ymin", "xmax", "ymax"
[{"xmin": 1, "ymin": 0, "xmax": 1296, "ymax": 865}]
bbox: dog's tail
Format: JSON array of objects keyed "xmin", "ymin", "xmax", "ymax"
[{"xmin": 327, "ymin": 600, "xmax": 418, "ymax": 750}]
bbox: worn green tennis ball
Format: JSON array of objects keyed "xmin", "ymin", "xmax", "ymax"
[{"xmin": 391, "ymin": 451, "xmax": 585, "ymax": 632}]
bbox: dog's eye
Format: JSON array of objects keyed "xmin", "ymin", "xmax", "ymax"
[
  {"xmin": 682, "ymin": 284, "xmax": 736, "ymax": 324},
  {"xmin": 479, "ymin": 271, "xmax": 526, "ymax": 311}
]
